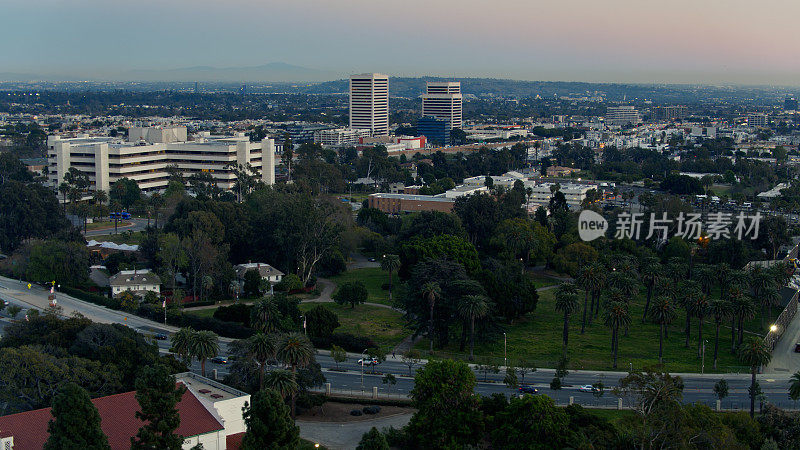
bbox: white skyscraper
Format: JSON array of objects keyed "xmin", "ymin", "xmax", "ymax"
[
  {"xmin": 422, "ymin": 81, "xmax": 462, "ymax": 129},
  {"xmin": 349, "ymin": 73, "xmax": 389, "ymax": 136}
]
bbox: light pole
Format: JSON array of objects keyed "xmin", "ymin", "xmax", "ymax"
[
  {"xmin": 701, "ymin": 340, "xmax": 707, "ymax": 374},
  {"xmin": 361, "ymin": 348, "xmax": 368, "ymax": 389}
]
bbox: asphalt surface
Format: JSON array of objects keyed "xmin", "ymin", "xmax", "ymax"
[{"xmin": 1, "ymin": 275, "xmax": 797, "ymax": 410}]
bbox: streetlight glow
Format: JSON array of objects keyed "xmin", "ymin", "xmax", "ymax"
[{"xmin": 770, "ymin": 324, "xmax": 778, "ymax": 333}]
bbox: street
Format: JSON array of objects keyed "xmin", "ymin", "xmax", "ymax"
[{"xmin": 1, "ymin": 274, "xmax": 798, "ymax": 411}]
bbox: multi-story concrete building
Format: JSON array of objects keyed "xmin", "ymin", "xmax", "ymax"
[
  {"xmin": 422, "ymin": 81, "xmax": 462, "ymax": 129},
  {"xmin": 367, "ymin": 192, "xmax": 455, "ymax": 214},
  {"xmin": 313, "ymin": 127, "xmax": 371, "ymax": 146},
  {"xmin": 349, "ymin": 73, "xmax": 389, "ymax": 136},
  {"xmin": 748, "ymin": 113, "xmax": 769, "ymax": 128},
  {"xmin": 653, "ymin": 105, "xmax": 688, "ymax": 121},
  {"xmin": 47, "ymin": 126, "xmax": 275, "ymax": 195},
  {"xmin": 605, "ymin": 106, "xmax": 641, "ymax": 126}
]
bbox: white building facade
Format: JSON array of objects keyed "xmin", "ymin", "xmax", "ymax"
[
  {"xmin": 47, "ymin": 126, "xmax": 276, "ymax": 194},
  {"xmin": 349, "ymin": 73, "xmax": 389, "ymax": 136},
  {"xmin": 422, "ymin": 82, "xmax": 463, "ymax": 129},
  {"xmin": 313, "ymin": 127, "xmax": 371, "ymax": 146}
]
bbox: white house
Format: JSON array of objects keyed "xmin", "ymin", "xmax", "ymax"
[{"xmin": 109, "ymin": 269, "xmax": 161, "ymax": 297}]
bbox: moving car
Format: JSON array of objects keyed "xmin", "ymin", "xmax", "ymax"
[
  {"xmin": 211, "ymin": 356, "xmax": 228, "ymax": 364},
  {"xmin": 518, "ymin": 385, "xmax": 538, "ymax": 394},
  {"xmin": 153, "ymin": 333, "xmax": 168, "ymax": 340},
  {"xmin": 579, "ymin": 385, "xmax": 598, "ymax": 393},
  {"xmin": 358, "ymin": 357, "xmax": 380, "ymax": 366}
]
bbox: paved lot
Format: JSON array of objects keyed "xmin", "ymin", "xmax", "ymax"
[{"xmin": 298, "ymin": 413, "xmax": 412, "ymax": 449}]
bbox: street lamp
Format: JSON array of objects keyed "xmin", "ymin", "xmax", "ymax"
[
  {"xmin": 770, "ymin": 324, "xmax": 778, "ymax": 333},
  {"xmin": 503, "ymin": 333, "xmax": 507, "ymax": 368},
  {"xmin": 361, "ymin": 348, "xmax": 368, "ymax": 389}
]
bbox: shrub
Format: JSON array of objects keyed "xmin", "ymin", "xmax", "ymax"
[
  {"xmin": 60, "ymin": 286, "xmax": 115, "ymax": 309},
  {"xmin": 350, "ymin": 409, "xmax": 363, "ymax": 416},
  {"xmin": 362, "ymin": 405, "xmax": 381, "ymax": 414},
  {"xmin": 213, "ymin": 303, "xmax": 252, "ymax": 326}
]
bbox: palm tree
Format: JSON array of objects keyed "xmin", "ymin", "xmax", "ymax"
[
  {"xmin": 716, "ymin": 263, "xmax": 732, "ymax": 301},
  {"xmin": 58, "ymin": 182, "xmax": 70, "ymax": 211},
  {"xmin": 248, "ymin": 333, "xmax": 276, "ymax": 390},
  {"xmin": 679, "ymin": 280, "xmax": 702, "ymax": 348},
  {"xmin": 171, "ymin": 327, "xmax": 195, "ymax": 364},
  {"xmin": 189, "ymin": 330, "xmax": 219, "ymax": 377},
  {"xmin": 748, "ymin": 267, "xmax": 773, "ymax": 330},
  {"xmin": 789, "ymin": 371, "xmax": 800, "ymax": 405},
  {"xmin": 590, "ymin": 268, "xmax": 607, "ymax": 322},
  {"xmin": 251, "ymin": 297, "xmax": 280, "ymax": 333},
  {"xmin": 277, "ymin": 332, "xmax": 314, "ymax": 418},
  {"xmin": 694, "ymin": 264, "xmax": 715, "ymax": 296},
  {"xmin": 649, "ymin": 296, "xmax": 676, "ymax": 364},
  {"xmin": 555, "ymin": 284, "xmax": 580, "ymax": 351},
  {"xmin": 458, "ymin": 295, "xmax": 490, "ymax": 361},
  {"xmin": 639, "ymin": 257, "xmax": 662, "ymax": 323},
  {"xmin": 577, "ymin": 263, "xmax": 603, "ymax": 333},
  {"xmin": 264, "ymin": 369, "xmax": 299, "ymax": 401},
  {"xmin": 421, "ymin": 282, "xmax": 441, "ymax": 353},
  {"xmin": 731, "ymin": 293, "xmax": 756, "ymax": 349},
  {"xmin": 666, "ymin": 257, "xmax": 688, "ymax": 284},
  {"xmin": 738, "ymin": 337, "xmax": 772, "ymax": 417},
  {"xmin": 380, "ymin": 254, "xmax": 401, "ymax": 301},
  {"xmin": 693, "ymin": 293, "xmax": 710, "ymax": 358},
  {"xmin": 708, "ymin": 299, "xmax": 731, "ymax": 369},
  {"xmin": 761, "ymin": 287, "xmax": 782, "ymax": 328},
  {"xmin": 604, "ymin": 302, "xmax": 631, "ymax": 369},
  {"xmin": 201, "ymin": 275, "xmax": 214, "ymax": 303}
]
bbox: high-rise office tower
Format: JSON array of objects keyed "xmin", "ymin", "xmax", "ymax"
[
  {"xmin": 422, "ymin": 82, "xmax": 462, "ymax": 129},
  {"xmin": 349, "ymin": 73, "xmax": 389, "ymax": 136}
]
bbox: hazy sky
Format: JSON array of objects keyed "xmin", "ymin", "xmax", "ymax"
[{"xmin": 3, "ymin": 0, "xmax": 800, "ymax": 84}]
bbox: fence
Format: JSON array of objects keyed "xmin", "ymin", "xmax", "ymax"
[{"xmin": 764, "ymin": 290, "xmax": 798, "ymax": 351}]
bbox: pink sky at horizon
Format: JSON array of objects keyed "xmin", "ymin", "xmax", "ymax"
[{"xmin": 2, "ymin": 0, "xmax": 800, "ymax": 84}]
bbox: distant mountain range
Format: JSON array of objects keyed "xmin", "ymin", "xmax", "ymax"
[{"xmin": 0, "ymin": 63, "xmax": 342, "ymax": 83}]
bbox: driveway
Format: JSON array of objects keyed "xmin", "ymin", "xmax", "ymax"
[{"xmin": 298, "ymin": 413, "xmax": 412, "ymax": 449}]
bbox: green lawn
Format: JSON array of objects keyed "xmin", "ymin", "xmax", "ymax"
[
  {"xmin": 329, "ymin": 267, "xmax": 398, "ymax": 306},
  {"xmin": 185, "ymin": 308, "xmax": 216, "ymax": 319},
  {"xmin": 417, "ymin": 288, "xmax": 766, "ymax": 373},
  {"xmin": 92, "ymin": 231, "xmax": 145, "ymax": 245},
  {"xmin": 299, "ymin": 302, "xmax": 410, "ymax": 350}
]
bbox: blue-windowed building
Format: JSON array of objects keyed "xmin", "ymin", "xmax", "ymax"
[{"xmin": 417, "ymin": 116, "xmax": 450, "ymax": 146}]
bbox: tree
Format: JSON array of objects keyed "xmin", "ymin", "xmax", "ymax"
[
  {"xmin": 131, "ymin": 365, "xmax": 186, "ymax": 450},
  {"xmin": 276, "ymin": 332, "xmax": 314, "ymax": 418},
  {"xmin": 401, "ymin": 349, "xmax": 421, "ymax": 377},
  {"xmin": 157, "ymin": 233, "xmax": 186, "ymax": 293},
  {"xmin": 714, "ymin": 379, "xmax": 729, "ymax": 402},
  {"xmin": 242, "ymin": 269, "xmax": 263, "ymax": 298},
  {"xmin": 407, "ymin": 360, "xmax": 484, "ymax": 448},
  {"xmin": 489, "ymin": 394, "xmax": 569, "ymax": 449},
  {"xmin": 358, "ymin": 427, "xmax": 390, "ymax": 450},
  {"xmin": 171, "ymin": 327, "xmax": 194, "ymax": 364},
  {"xmin": 604, "ymin": 302, "xmax": 630, "ymax": 369},
  {"xmin": 708, "ymin": 299, "xmax": 731, "ymax": 369},
  {"xmin": 263, "ymin": 369, "xmax": 299, "ymax": 401},
  {"xmin": 251, "ymin": 297, "xmax": 281, "ymax": 333},
  {"xmin": 333, "ymin": 281, "xmax": 368, "ymax": 309},
  {"xmin": 240, "ymin": 389, "xmax": 299, "ymax": 450},
  {"xmin": 382, "ymin": 373, "xmax": 397, "ymax": 393},
  {"xmin": 305, "ymin": 305, "xmax": 340, "ymax": 339},
  {"xmin": 458, "ymin": 295, "xmax": 490, "ymax": 360},
  {"xmin": 421, "ymin": 282, "xmax": 441, "ymax": 352},
  {"xmin": 380, "ymin": 254, "xmax": 401, "ymax": 301},
  {"xmin": 331, "ymin": 345, "xmax": 346, "ymax": 370},
  {"xmin": 515, "ymin": 361, "xmax": 536, "ymax": 386},
  {"xmin": 577, "ymin": 263, "xmax": 603, "ymax": 333},
  {"xmin": 649, "ymin": 296, "xmax": 676, "ymax": 364},
  {"xmin": 738, "ymin": 337, "xmax": 772, "ymax": 417},
  {"xmin": 189, "ymin": 330, "xmax": 219, "ymax": 377},
  {"xmin": 44, "ymin": 382, "xmax": 110, "ymax": 450},
  {"xmin": 555, "ymin": 283, "xmax": 580, "ymax": 351},
  {"xmin": 790, "ymin": 371, "xmax": 800, "ymax": 404},
  {"xmin": 639, "ymin": 257, "xmax": 662, "ymax": 323},
  {"xmin": 109, "ymin": 178, "xmax": 141, "ymax": 210},
  {"xmin": 248, "ymin": 333, "xmax": 276, "ymax": 390},
  {"xmin": 680, "ymin": 281, "xmax": 703, "ymax": 349},
  {"xmin": 6, "ymin": 304, "xmax": 22, "ymax": 318}
]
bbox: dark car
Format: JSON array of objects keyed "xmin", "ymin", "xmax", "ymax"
[
  {"xmin": 154, "ymin": 333, "xmax": 168, "ymax": 340},
  {"xmin": 518, "ymin": 385, "xmax": 538, "ymax": 394},
  {"xmin": 211, "ymin": 356, "xmax": 228, "ymax": 364},
  {"xmin": 794, "ymin": 343, "xmax": 800, "ymax": 353}
]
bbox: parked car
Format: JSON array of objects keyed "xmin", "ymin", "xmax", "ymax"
[
  {"xmin": 579, "ymin": 385, "xmax": 598, "ymax": 393},
  {"xmin": 794, "ymin": 343, "xmax": 800, "ymax": 353},
  {"xmin": 211, "ymin": 356, "xmax": 228, "ymax": 364},
  {"xmin": 358, "ymin": 357, "xmax": 380, "ymax": 366},
  {"xmin": 154, "ymin": 333, "xmax": 168, "ymax": 340},
  {"xmin": 518, "ymin": 385, "xmax": 538, "ymax": 394}
]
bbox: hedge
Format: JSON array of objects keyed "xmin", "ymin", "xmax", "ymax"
[
  {"xmin": 60, "ymin": 285, "xmax": 120, "ymax": 309},
  {"xmin": 311, "ymin": 332, "xmax": 377, "ymax": 353}
]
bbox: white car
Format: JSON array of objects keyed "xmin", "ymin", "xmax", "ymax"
[
  {"xmin": 578, "ymin": 385, "xmax": 598, "ymax": 393},
  {"xmin": 358, "ymin": 357, "xmax": 380, "ymax": 366}
]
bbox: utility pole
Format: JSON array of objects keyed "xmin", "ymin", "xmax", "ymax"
[
  {"xmin": 701, "ymin": 340, "xmax": 706, "ymax": 374},
  {"xmin": 504, "ymin": 332, "xmax": 507, "ymax": 368}
]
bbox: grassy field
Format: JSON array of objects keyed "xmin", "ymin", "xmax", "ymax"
[
  {"xmin": 417, "ymin": 287, "xmax": 766, "ymax": 373},
  {"xmin": 299, "ymin": 302, "xmax": 410, "ymax": 349},
  {"xmin": 92, "ymin": 230, "xmax": 145, "ymax": 245},
  {"xmin": 185, "ymin": 308, "xmax": 216, "ymax": 319},
  {"xmin": 329, "ymin": 267, "xmax": 398, "ymax": 306}
]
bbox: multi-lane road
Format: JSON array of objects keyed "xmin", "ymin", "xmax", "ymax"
[{"xmin": 1, "ymin": 275, "xmax": 797, "ymax": 410}]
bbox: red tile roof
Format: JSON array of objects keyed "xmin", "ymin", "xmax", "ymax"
[
  {"xmin": 226, "ymin": 431, "xmax": 245, "ymax": 449},
  {"xmin": 0, "ymin": 387, "xmax": 223, "ymax": 450}
]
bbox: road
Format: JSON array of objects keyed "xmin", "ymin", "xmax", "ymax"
[
  {"xmin": 83, "ymin": 217, "xmax": 152, "ymax": 237},
  {"xmin": 1, "ymin": 274, "xmax": 797, "ymax": 410}
]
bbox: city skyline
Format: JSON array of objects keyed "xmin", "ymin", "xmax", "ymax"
[{"xmin": 4, "ymin": 0, "xmax": 800, "ymax": 85}]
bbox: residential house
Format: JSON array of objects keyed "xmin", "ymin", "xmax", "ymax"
[{"xmin": 109, "ymin": 269, "xmax": 161, "ymax": 297}]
